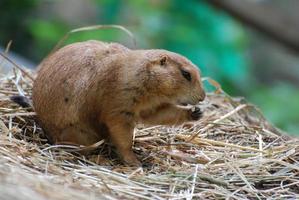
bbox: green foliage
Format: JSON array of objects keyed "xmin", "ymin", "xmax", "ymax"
[
  {"xmin": 28, "ymin": 20, "xmax": 68, "ymax": 59},
  {"xmin": 250, "ymin": 83, "xmax": 299, "ymax": 134},
  {"xmin": 0, "ymin": 0, "xmax": 39, "ymax": 56}
]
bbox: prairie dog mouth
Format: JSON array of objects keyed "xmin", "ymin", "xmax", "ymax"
[
  {"xmin": 178, "ymin": 100, "xmax": 199, "ymax": 106},
  {"xmin": 177, "ymin": 98, "xmax": 207, "ymax": 107}
]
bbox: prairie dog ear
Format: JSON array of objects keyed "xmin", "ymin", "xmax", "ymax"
[
  {"xmin": 146, "ymin": 52, "xmax": 169, "ymax": 68},
  {"xmin": 159, "ymin": 55, "xmax": 167, "ymax": 66}
]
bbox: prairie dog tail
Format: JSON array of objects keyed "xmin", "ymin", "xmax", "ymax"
[
  {"xmin": 10, "ymin": 95, "xmax": 32, "ymax": 108},
  {"xmin": 10, "ymin": 95, "xmax": 55, "ymax": 143}
]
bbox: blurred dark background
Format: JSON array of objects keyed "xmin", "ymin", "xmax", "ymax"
[{"xmin": 0, "ymin": 0, "xmax": 298, "ymax": 134}]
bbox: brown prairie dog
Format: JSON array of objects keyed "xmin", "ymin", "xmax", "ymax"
[{"xmin": 32, "ymin": 40, "xmax": 206, "ymax": 166}]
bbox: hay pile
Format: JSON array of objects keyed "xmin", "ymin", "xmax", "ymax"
[{"xmin": 0, "ymin": 67, "xmax": 298, "ymax": 200}]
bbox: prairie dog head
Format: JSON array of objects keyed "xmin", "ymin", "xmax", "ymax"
[{"xmin": 144, "ymin": 50, "xmax": 205, "ymax": 105}]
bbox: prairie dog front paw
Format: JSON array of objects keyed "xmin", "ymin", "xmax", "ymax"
[{"xmin": 189, "ymin": 106, "xmax": 203, "ymax": 121}]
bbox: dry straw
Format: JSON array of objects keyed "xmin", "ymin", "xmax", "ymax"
[
  {"xmin": 0, "ymin": 27, "xmax": 298, "ymax": 199},
  {"xmin": 0, "ymin": 64, "xmax": 298, "ymax": 200}
]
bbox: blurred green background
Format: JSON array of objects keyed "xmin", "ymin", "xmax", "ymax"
[{"xmin": 0, "ymin": 0, "xmax": 298, "ymax": 134}]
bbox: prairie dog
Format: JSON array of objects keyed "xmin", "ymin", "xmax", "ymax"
[{"xmin": 32, "ymin": 40, "xmax": 206, "ymax": 166}]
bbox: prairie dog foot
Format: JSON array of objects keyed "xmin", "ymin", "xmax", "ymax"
[{"xmin": 122, "ymin": 151, "xmax": 142, "ymax": 167}]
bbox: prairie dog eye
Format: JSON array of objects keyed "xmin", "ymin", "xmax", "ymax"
[{"xmin": 181, "ymin": 69, "xmax": 191, "ymax": 81}]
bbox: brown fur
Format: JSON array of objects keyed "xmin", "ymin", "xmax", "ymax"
[{"xmin": 32, "ymin": 40, "xmax": 205, "ymax": 166}]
